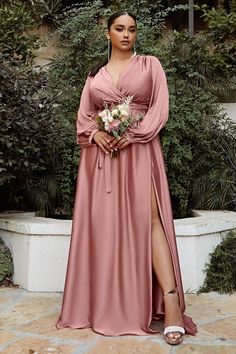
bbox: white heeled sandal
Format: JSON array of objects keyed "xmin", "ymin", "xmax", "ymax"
[{"xmin": 163, "ymin": 288, "xmax": 185, "ymax": 345}]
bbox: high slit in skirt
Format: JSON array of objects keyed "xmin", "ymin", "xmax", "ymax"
[{"xmin": 56, "ymin": 136, "xmax": 197, "ymax": 336}]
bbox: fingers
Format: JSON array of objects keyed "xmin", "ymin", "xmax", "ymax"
[
  {"xmin": 113, "ymin": 136, "xmax": 130, "ymax": 149},
  {"xmin": 111, "ymin": 136, "xmax": 123, "ymax": 148},
  {"xmin": 94, "ymin": 131, "xmax": 114, "ymax": 155},
  {"xmin": 102, "ymin": 139, "xmax": 112, "ymax": 151},
  {"xmin": 108, "ymin": 136, "xmax": 117, "ymax": 144},
  {"xmin": 97, "ymin": 141, "xmax": 110, "ymax": 155},
  {"xmin": 119, "ymin": 140, "xmax": 130, "ymax": 149},
  {"xmin": 94, "ymin": 131, "xmax": 130, "ymax": 155},
  {"xmin": 102, "ymin": 134, "xmax": 115, "ymax": 150}
]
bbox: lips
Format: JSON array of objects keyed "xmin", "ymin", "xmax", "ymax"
[{"xmin": 121, "ymin": 41, "xmax": 130, "ymax": 45}]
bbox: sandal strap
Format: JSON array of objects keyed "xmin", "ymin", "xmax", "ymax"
[
  {"xmin": 163, "ymin": 287, "xmax": 178, "ymax": 296},
  {"xmin": 164, "ymin": 326, "xmax": 185, "ymax": 335}
]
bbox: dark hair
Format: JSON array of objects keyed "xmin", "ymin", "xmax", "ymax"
[{"xmin": 89, "ymin": 10, "xmax": 137, "ymax": 77}]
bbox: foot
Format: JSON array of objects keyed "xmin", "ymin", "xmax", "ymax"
[{"xmin": 163, "ymin": 288, "xmax": 185, "ymax": 345}]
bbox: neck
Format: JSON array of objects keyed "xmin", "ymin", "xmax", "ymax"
[{"xmin": 109, "ymin": 49, "xmax": 134, "ymax": 63}]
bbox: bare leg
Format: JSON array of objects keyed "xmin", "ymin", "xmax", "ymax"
[{"xmin": 151, "ymin": 181, "xmax": 184, "ymax": 339}]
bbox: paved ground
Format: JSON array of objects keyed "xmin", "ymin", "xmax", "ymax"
[{"xmin": 0, "ymin": 287, "xmax": 236, "ymax": 354}]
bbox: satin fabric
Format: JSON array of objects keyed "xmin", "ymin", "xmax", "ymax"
[{"xmin": 56, "ymin": 55, "xmax": 197, "ymax": 336}]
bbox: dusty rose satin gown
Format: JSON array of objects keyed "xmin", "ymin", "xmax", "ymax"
[{"xmin": 56, "ymin": 55, "xmax": 197, "ymax": 336}]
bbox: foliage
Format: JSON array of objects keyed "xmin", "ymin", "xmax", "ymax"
[
  {"xmin": 25, "ymin": 0, "xmax": 63, "ymax": 29},
  {"xmin": 0, "ymin": 238, "xmax": 13, "ymax": 283},
  {"xmin": 160, "ymin": 86, "xmax": 218, "ymax": 217},
  {"xmin": 197, "ymin": 3, "xmax": 236, "ymax": 101},
  {"xmin": 199, "ymin": 229, "xmax": 236, "ymax": 294},
  {"xmin": 0, "ymin": 60, "xmax": 67, "ymax": 214},
  {"xmin": 152, "ymin": 31, "xmax": 236, "ymax": 217},
  {"xmin": 192, "ymin": 127, "xmax": 236, "ymax": 211},
  {"xmin": 1, "ymin": 0, "xmax": 235, "ymax": 217},
  {"xmin": 199, "ymin": 3, "xmax": 236, "ymax": 41},
  {"xmin": 0, "ymin": 1, "xmax": 39, "ymax": 64},
  {"xmin": 161, "ymin": 31, "xmax": 234, "ymax": 98}
]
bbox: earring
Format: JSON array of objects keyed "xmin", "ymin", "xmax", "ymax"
[
  {"xmin": 133, "ymin": 43, "xmax": 136, "ymax": 57},
  {"xmin": 107, "ymin": 38, "xmax": 110, "ymax": 61}
]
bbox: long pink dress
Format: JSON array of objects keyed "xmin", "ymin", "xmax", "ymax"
[{"xmin": 56, "ymin": 55, "xmax": 197, "ymax": 336}]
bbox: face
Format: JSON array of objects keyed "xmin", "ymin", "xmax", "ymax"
[{"xmin": 107, "ymin": 15, "xmax": 137, "ymax": 52}]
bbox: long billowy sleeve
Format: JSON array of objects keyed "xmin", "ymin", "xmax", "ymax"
[
  {"xmin": 127, "ymin": 56, "xmax": 169, "ymax": 144},
  {"xmin": 76, "ymin": 76, "xmax": 99, "ymax": 148}
]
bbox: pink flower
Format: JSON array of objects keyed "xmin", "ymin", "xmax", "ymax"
[{"xmin": 107, "ymin": 119, "xmax": 120, "ymax": 132}]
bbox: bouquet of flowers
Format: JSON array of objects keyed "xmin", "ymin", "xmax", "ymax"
[{"xmin": 95, "ymin": 96, "xmax": 144, "ymax": 140}]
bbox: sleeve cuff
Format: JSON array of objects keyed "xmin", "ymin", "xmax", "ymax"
[
  {"xmin": 124, "ymin": 129, "xmax": 135, "ymax": 144},
  {"xmin": 89, "ymin": 129, "xmax": 99, "ymax": 144}
]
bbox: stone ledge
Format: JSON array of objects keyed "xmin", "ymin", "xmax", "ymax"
[
  {"xmin": 174, "ymin": 210, "xmax": 236, "ymax": 236},
  {"xmin": 0, "ymin": 212, "xmax": 71, "ymax": 236},
  {"xmin": 2, "ymin": 209, "xmax": 236, "ymax": 238},
  {"xmin": 0, "ymin": 210, "xmax": 236, "ymax": 292}
]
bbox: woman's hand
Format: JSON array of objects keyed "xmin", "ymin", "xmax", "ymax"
[
  {"xmin": 111, "ymin": 134, "xmax": 131, "ymax": 150},
  {"xmin": 93, "ymin": 131, "xmax": 116, "ymax": 155}
]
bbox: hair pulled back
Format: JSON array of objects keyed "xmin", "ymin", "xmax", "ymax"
[{"xmin": 89, "ymin": 10, "xmax": 136, "ymax": 77}]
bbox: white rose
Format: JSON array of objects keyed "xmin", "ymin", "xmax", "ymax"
[
  {"xmin": 111, "ymin": 109, "xmax": 118, "ymax": 116},
  {"xmin": 120, "ymin": 109, "xmax": 129, "ymax": 117},
  {"xmin": 98, "ymin": 109, "xmax": 107, "ymax": 118}
]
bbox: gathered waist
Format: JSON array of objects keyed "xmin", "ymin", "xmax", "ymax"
[
  {"xmin": 96, "ymin": 102, "xmax": 148, "ymax": 114},
  {"xmin": 129, "ymin": 102, "xmax": 148, "ymax": 113}
]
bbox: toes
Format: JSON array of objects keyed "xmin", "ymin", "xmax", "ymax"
[
  {"xmin": 167, "ymin": 332, "xmax": 181, "ymax": 340},
  {"xmin": 173, "ymin": 332, "xmax": 181, "ymax": 339}
]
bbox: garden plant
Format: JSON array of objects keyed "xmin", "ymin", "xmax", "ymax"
[{"xmin": 0, "ymin": 0, "xmax": 235, "ymax": 218}]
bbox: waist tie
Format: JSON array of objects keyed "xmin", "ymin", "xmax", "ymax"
[{"xmin": 98, "ymin": 149, "xmax": 112, "ymax": 193}]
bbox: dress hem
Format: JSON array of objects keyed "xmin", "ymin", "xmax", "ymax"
[{"xmin": 56, "ymin": 322, "xmax": 159, "ymax": 337}]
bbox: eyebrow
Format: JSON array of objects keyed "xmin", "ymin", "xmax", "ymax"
[{"xmin": 114, "ymin": 24, "xmax": 136, "ymax": 28}]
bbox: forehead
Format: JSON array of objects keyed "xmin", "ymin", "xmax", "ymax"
[{"xmin": 112, "ymin": 15, "xmax": 136, "ymax": 27}]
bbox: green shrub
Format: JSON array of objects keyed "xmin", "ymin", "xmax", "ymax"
[
  {"xmin": 25, "ymin": 0, "xmax": 63, "ymax": 29},
  {"xmin": 1, "ymin": 0, "xmax": 235, "ymax": 217},
  {"xmin": 192, "ymin": 129, "xmax": 236, "ymax": 211},
  {"xmin": 0, "ymin": 1, "xmax": 39, "ymax": 64},
  {"xmin": 0, "ymin": 60, "xmax": 67, "ymax": 214},
  {"xmin": 199, "ymin": 229, "xmax": 236, "ymax": 294},
  {"xmin": 0, "ymin": 238, "xmax": 13, "ymax": 283},
  {"xmin": 197, "ymin": 3, "xmax": 236, "ymax": 101},
  {"xmin": 155, "ymin": 31, "xmax": 235, "ymax": 216}
]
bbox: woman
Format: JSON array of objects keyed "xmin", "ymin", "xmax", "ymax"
[{"xmin": 56, "ymin": 10, "xmax": 197, "ymax": 345}]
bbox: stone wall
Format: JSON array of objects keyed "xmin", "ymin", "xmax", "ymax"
[{"xmin": 220, "ymin": 103, "xmax": 236, "ymax": 123}]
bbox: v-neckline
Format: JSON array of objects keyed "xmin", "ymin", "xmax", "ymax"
[{"xmin": 104, "ymin": 54, "xmax": 138, "ymax": 89}]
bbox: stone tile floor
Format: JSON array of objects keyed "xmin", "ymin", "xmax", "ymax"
[{"xmin": 0, "ymin": 287, "xmax": 236, "ymax": 354}]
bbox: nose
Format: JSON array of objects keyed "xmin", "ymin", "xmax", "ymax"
[{"xmin": 123, "ymin": 29, "xmax": 129, "ymax": 38}]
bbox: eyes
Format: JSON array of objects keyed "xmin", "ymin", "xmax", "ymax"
[{"xmin": 115, "ymin": 27, "xmax": 136, "ymax": 33}]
